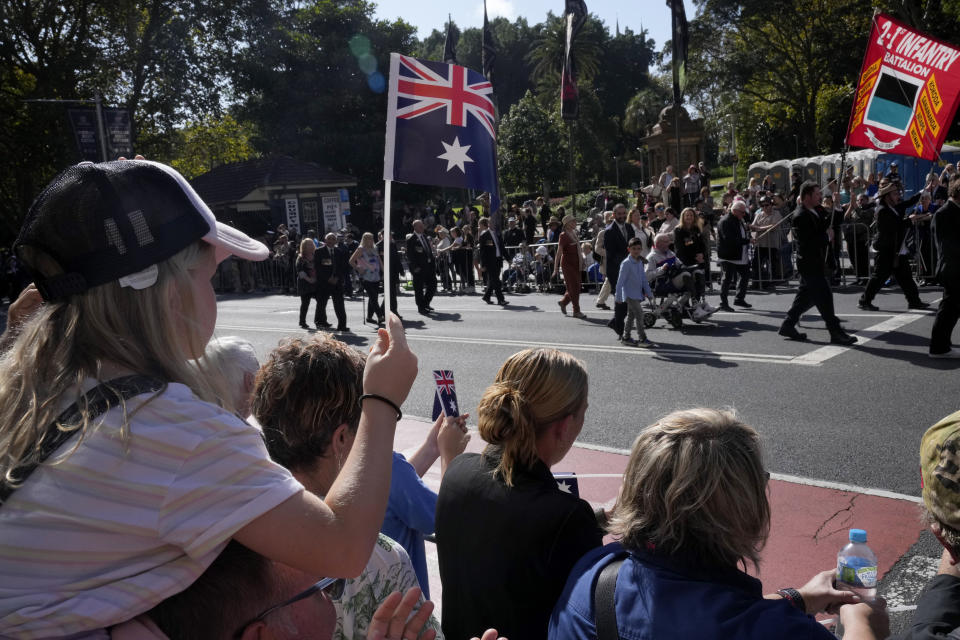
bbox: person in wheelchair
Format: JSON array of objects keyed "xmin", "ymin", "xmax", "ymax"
[{"xmin": 645, "ymin": 233, "xmax": 715, "ymax": 321}]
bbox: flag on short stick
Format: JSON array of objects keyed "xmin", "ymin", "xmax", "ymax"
[
  {"xmin": 432, "ymin": 370, "xmax": 460, "ymax": 419},
  {"xmin": 554, "ymin": 471, "xmax": 580, "ymax": 497}
]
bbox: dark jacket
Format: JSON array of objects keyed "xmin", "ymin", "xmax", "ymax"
[
  {"xmin": 602, "ymin": 221, "xmax": 634, "ymax": 274},
  {"xmin": 405, "ymin": 232, "xmax": 435, "ymax": 274},
  {"xmin": 933, "ymin": 199, "xmax": 960, "ymax": 284},
  {"xmin": 673, "ymin": 225, "xmax": 708, "ymax": 266},
  {"xmin": 313, "ymin": 243, "xmax": 346, "ymax": 292},
  {"xmin": 890, "ymin": 574, "xmax": 960, "ymax": 640},
  {"xmin": 376, "ymin": 238, "xmax": 404, "ymax": 283},
  {"xmin": 436, "ymin": 451, "xmax": 603, "ymax": 640},
  {"xmin": 875, "ymin": 192, "xmax": 922, "ymax": 257},
  {"xmin": 716, "ymin": 213, "xmax": 750, "ymax": 261},
  {"xmin": 478, "ymin": 228, "xmax": 505, "ymax": 269},
  {"xmin": 791, "ymin": 206, "xmax": 831, "ymax": 276}
]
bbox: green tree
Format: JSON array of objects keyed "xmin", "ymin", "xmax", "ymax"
[
  {"xmin": 232, "ymin": 1, "xmax": 418, "ymax": 201},
  {"xmin": 170, "ymin": 114, "xmax": 259, "ymax": 180},
  {"xmin": 498, "ymin": 91, "xmax": 566, "ymax": 193},
  {"xmin": 527, "ymin": 12, "xmax": 604, "ymax": 94}
]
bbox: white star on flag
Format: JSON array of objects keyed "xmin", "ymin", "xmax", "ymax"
[
  {"xmin": 437, "ymin": 137, "xmax": 474, "ymax": 173},
  {"xmin": 557, "ymin": 480, "xmax": 572, "ymax": 494},
  {"xmin": 449, "ymin": 400, "xmax": 458, "ymax": 413}
]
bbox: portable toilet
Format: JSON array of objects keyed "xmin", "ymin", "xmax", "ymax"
[
  {"xmin": 804, "ymin": 156, "xmax": 822, "ymax": 184},
  {"xmin": 748, "ymin": 161, "xmax": 770, "ymax": 185},
  {"xmin": 769, "ymin": 160, "xmax": 791, "ymax": 193}
]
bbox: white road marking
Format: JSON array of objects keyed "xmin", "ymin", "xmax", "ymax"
[
  {"xmin": 793, "ymin": 305, "xmax": 938, "ymax": 366},
  {"xmin": 216, "ymin": 323, "xmax": 804, "ymax": 365}
]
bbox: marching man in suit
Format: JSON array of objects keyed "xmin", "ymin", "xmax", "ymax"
[
  {"xmin": 313, "ymin": 232, "xmax": 349, "ymax": 332},
  {"xmin": 406, "ymin": 219, "xmax": 437, "ymax": 315},
  {"xmin": 476, "ymin": 217, "xmax": 507, "ymax": 306},
  {"xmin": 604, "ymin": 203, "xmax": 635, "ymax": 335}
]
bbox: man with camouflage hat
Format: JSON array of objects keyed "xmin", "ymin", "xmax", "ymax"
[{"xmin": 902, "ymin": 410, "xmax": 960, "ymax": 638}]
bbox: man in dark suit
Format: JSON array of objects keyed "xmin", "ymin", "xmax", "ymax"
[
  {"xmin": 313, "ymin": 232, "xmax": 349, "ymax": 331},
  {"xmin": 476, "ymin": 217, "xmax": 507, "ymax": 305},
  {"xmin": 930, "ymin": 179, "xmax": 960, "ymax": 358},
  {"xmin": 779, "ymin": 181, "xmax": 855, "ymax": 345},
  {"xmin": 859, "ymin": 179, "xmax": 929, "ymax": 311},
  {"xmin": 405, "ymin": 219, "xmax": 436, "ymax": 315},
  {"xmin": 603, "ymin": 203, "xmax": 634, "ymax": 334}
]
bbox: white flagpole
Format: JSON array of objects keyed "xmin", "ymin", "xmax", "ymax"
[{"xmin": 383, "ymin": 179, "xmax": 393, "ymax": 318}]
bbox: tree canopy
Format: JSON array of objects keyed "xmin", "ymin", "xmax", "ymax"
[{"xmin": 5, "ymin": 0, "xmax": 960, "ymax": 245}]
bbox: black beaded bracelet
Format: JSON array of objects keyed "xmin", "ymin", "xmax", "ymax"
[
  {"xmin": 359, "ymin": 394, "xmax": 403, "ymax": 421},
  {"xmin": 776, "ymin": 588, "xmax": 806, "ymax": 613}
]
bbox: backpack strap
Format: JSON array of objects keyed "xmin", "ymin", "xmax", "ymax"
[
  {"xmin": 594, "ymin": 554, "xmax": 627, "ymax": 640},
  {"xmin": 0, "ymin": 374, "xmax": 165, "ymax": 505}
]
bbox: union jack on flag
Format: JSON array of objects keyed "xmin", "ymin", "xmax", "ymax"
[
  {"xmin": 384, "ymin": 53, "xmax": 500, "ymax": 211},
  {"xmin": 432, "ymin": 369, "xmax": 460, "ymax": 419}
]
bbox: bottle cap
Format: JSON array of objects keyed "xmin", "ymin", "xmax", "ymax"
[{"xmin": 849, "ymin": 528, "xmax": 867, "ymax": 543}]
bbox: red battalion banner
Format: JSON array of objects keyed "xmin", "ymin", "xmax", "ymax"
[{"xmin": 846, "ymin": 13, "xmax": 960, "ymax": 160}]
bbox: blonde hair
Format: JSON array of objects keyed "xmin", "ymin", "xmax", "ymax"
[
  {"xmin": 360, "ymin": 232, "xmax": 375, "ymax": 249},
  {"xmin": 0, "ymin": 241, "xmax": 225, "ymax": 488},
  {"xmin": 299, "ymin": 238, "xmax": 315, "ymax": 257},
  {"xmin": 680, "ymin": 207, "xmax": 702, "ymax": 230},
  {"xmin": 607, "ymin": 408, "xmax": 770, "ymax": 570},
  {"xmin": 477, "ymin": 348, "xmax": 587, "ymax": 486}
]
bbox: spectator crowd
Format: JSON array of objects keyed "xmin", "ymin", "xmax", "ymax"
[{"xmin": 0, "ymin": 158, "xmax": 958, "ymax": 639}]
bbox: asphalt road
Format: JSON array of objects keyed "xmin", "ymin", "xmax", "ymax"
[{"xmin": 215, "ymin": 279, "xmax": 958, "ymax": 499}]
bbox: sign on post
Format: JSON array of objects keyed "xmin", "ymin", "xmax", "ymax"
[{"xmin": 284, "ymin": 198, "xmax": 301, "ymax": 232}]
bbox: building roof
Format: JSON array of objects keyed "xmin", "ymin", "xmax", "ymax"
[{"xmin": 190, "ymin": 155, "xmax": 356, "ymax": 206}]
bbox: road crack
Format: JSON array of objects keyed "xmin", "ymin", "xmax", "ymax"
[{"xmin": 813, "ymin": 494, "xmax": 858, "ymax": 542}]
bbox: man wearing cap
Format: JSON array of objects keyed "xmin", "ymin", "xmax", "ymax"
[
  {"xmin": 929, "ymin": 179, "xmax": 960, "ymax": 358},
  {"xmin": 504, "ymin": 217, "xmax": 524, "ymax": 262},
  {"xmin": 314, "ymin": 233, "xmax": 349, "ymax": 331},
  {"xmin": 716, "ymin": 200, "xmax": 753, "ymax": 311},
  {"xmin": 858, "ymin": 179, "xmax": 929, "ymax": 312},
  {"xmin": 908, "ymin": 409, "xmax": 960, "ymax": 636},
  {"xmin": 406, "ymin": 220, "xmax": 436, "ymax": 315},
  {"xmin": 779, "ymin": 181, "xmax": 856, "ymax": 345},
  {"xmin": 476, "ymin": 217, "xmax": 507, "ymax": 306}
]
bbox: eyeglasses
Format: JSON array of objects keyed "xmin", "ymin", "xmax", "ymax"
[{"xmin": 232, "ymin": 577, "xmax": 345, "ymax": 638}]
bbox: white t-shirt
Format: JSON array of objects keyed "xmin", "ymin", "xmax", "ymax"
[{"xmin": 0, "ymin": 382, "xmax": 304, "ymax": 638}]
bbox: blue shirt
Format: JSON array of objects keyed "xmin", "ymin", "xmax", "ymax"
[
  {"xmin": 614, "ymin": 255, "xmax": 653, "ymax": 303},
  {"xmin": 382, "ymin": 452, "xmax": 437, "ymax": 598},
  {"xmin": 549, "ymin": 543, "xmax": 836, "ymax": 640}
]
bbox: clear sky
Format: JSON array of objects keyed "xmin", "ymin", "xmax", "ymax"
[{"xmin": 370, "ymin": 0, "xmax": 698, "ymax": 50}]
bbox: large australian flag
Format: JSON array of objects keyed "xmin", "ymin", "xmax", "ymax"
[{"xmin": 384, "ymin": 53, "xmax": 500, "ymax": 211}]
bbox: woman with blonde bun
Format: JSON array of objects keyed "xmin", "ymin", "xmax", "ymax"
[{"xmin": 435, "ymin": 348, "xmax": 603, "ymax": 640}]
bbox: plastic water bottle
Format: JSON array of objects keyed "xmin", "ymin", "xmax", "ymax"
[{"xmin": 836, "ymin": 528, "xmax": 878, "ymax": 601}]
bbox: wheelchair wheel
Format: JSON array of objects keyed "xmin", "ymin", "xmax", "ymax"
[
  {"xmin": 667, "ymin": 307, "xmax": 683, "ymax": 329},
  {"xmin": 642, "ymin": 311, "xmax": 656, "ymax": 329}
]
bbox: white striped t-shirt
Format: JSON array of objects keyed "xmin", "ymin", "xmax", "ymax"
[{"xmin": 0, "ymin": 382, "xmax": 304, "ymax": 638}]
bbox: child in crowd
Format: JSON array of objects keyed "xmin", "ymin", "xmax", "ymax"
[
  {"xmin": 0, "ymin": 160, "xmax": 417, "ymax": 638},
  {"xmin": 615, "ymin": 237, "xmax": 654, "ymax": 348}
]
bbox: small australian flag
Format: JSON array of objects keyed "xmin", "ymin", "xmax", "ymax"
[
  {"xmin": 384, "ymin": 53, "xmax": 500, "ymax": 211},
  {"xmin": 432, "ymin": 370, "xmax": 460, "ymax": 420},
  {"xmin": 553, "ymin": 471, "xmax": 580, "ymax": 497}
]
